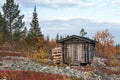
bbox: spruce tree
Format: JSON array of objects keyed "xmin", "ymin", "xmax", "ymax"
[
  {"xmin": 0, "ymin": 12, "xmax": 8, "ymax": 45},
  {"xmin": 56, "ymin": 34, "xmax": 59, "ymax": 42},
  {"xmin": 46, "ymin": 35, "xmax": 49, "ymax": 42},
  {"xmin": 80, "ymin": 28, "xmax": 87, "ymax": 37},
  {"xmin": 2, "ymin": 0, "xmax": 25, "ymax": 46},
  {"xmin": 22, "ymin": 27, "xmax": 27, "ymax": 38},
  {"xmin": 27, "ymin": 6, "xmax": 43, "ymax": 46}
]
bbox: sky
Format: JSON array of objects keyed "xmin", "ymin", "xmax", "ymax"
[{"xmin": 0, "ymin": 0, "xmax": 120, "ymax": 43}]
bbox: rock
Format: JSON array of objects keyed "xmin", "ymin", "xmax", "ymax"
[
  {"xmin": 107, "ymin": 74, "xmax": 116, "ymax": 80},
  {"xmin": 1, "ymin": 55, "xmax": 120, "ymax": 80},
  {"xmin": 0, "ymin": 62, "xmax": 3, "ymax": 66},
  {"xmin": 116, "ymin": 77, "xmax": 120, "ymax": 80},
  {"xmin": 66, "ymin": 66, "xmax": 70, "ymax": 69},
  {"xmin": 92, "ymin": 57, "xmax": 107, "ymax": 68}
]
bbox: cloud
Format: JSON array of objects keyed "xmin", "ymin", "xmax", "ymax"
[
  {"xmin": 0, "ymin": 0, "xmax": 5, "ymax": 7},
  {"xmin": 1, "ymin": 0, "xmax": 119, "ymax": 9},
  {"xmin": 112, "ymin": 8, "xmax": 120, "ymax": 15},
  {"xmin": 15, "ymin": 0, "xmax": 97, "ymax": 8},
  {"xmin": 1, "ymin": 0, "xmax": 112, "ymax": 10},
  {"xmin": 112, "ymin": 0, "xmax": 120, "ymax": 6},
  {"xmin": 40, "ymin": 18, "xmax": 120, "ymax": 43}
]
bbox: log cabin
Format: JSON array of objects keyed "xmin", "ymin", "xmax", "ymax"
[{"xmin": 57, "ymin": 35, "xmax": 96, "ymax": 65}]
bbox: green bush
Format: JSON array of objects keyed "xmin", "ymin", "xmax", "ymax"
[{"xmin": 66, "ymin": 56, "xmax": 72, "ymax": 64}]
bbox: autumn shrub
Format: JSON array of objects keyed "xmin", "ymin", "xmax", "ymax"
[
  {"xmin": 58, "ymin": 63, "xmax": 67, "ymax": 67},
  {"xmin": 94, "ymin": 29, "xmax": 116, "ymax": 58},
  {"xmin": 25, "ymin": 47, "xmax": 35, "ymax": 58},
  {"xmin": 66, "ymin": 56, "xmax": 72, "ymax": 64},
  {"xmin": 33, "ymin": 50, "xmax": 48, "ymax": 63},
  {"xmin": 106, "ymin": 59, "xmax": 120, "ymax": 67},
  {"xmin": 0, "ymin": 70, "xmax": 24, "ymax": 80},
  {"xmin": 0, "ymin": 57, "xmax": 2, "ymax": 61},
  {"xmin": 86, "ymin": 65, "xmax": 94, "ymax": 71},
  {"xmin": 70, "ymin": 76, "xmax": 83, "ymax": 80},
  {"xmin": 0, "ymin": 52, "xmax": 26, "ymax": 57},
  {"xmin": 0, "ymin": 33, "xmax": 2, "ymax": 39}
]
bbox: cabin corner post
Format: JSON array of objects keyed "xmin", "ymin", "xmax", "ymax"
[
  {"xmin": 93, "ymin": 43, "xmax": 96, "ymax": 57},
  {"xmin": 62, "ymin": 43, "xmax": 65, "ymax": 63}
]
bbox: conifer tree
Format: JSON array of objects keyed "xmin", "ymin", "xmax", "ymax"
[
  {"xmin": 0, "ymin": 12, "xmax": 8, "ymax": 45},
  {"xmin": 80, "ymin": 28, "xmax": 87, "ymax": 37},
  {"xmin": 2, "ymin": 0, "xmax": 25, "ymax": 46},
  {"xmin": 56, "ymin": 34, "xmax": 59, "ymax": 42},
  {"xmin": 22, "ymin": 27, "xmax": 27, "ymax": 40},
  {"xmin": 46, "ymin": 35, "xmax": 49, "ymax": 42},
  {"xmin": 27, "ymin": 6, "xmax": 43, "ymax": 47}
]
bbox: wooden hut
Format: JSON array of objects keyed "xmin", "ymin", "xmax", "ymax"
[{"xmin": 57, "ymin": 35, "xmax": 96, "ymax": 65}]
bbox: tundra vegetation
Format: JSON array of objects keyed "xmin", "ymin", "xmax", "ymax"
[{"xmin": 0, "ymin": 0, "xmax": 120, "ymax": 80}]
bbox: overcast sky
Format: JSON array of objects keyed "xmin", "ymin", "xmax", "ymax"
[
  {"xmin": 0, "ymin": 0, "xmax": 120, "ymax": 43},
  {"xmin": 0, "ymin": 0, "xmax": 120, "ymax": 23}
]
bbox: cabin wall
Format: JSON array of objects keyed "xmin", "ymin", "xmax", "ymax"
[
  {"xmin": 67, "ymin": 44, "xmax": 78, "ymax": 62},
  {"xmin": 61, "ymin": 39, "xmax": 95, "ymax": 64},
  {"xmin": 68, "ymin": 44, "xmax": 73, "ymax": 61},
  {"xmin": 82, "ymin": 43, "xmax": 89, "ymax": 63},
  {"xmin": 78, "ymin": 44, "xmax": 83, "ymax": 62},
  {"xmin": 89, "ymin": 43, "xmax": 95, "ymax": 62},
  {"xmin": 64, "ymin": 43, "xmax": 89, "ymax": 63},
  {"xmin": 64, "ymin": 44, "xmax": 74, "ymax": 62},
  {"xmin": 89, "ymin": 43, "xmax": 91, "ymax": 62}
]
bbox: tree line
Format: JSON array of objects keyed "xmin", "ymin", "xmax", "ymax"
[
  {"xmin": 0, "ymin": 0, "xmax": 120, "ymax": 60},
  {"xmin": 0, "ymin": 0, "xmax": 60, "ymax": 62},
  {"xmin": 0, "ymin": 0, "xmax": 26, "ymax": 46},
  {"xmin": 0, "ymin": 0, "xmax": 59, "ymax": 49}
]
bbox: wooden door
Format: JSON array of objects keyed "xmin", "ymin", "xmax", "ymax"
[{"xmin": 73, "ymin": 44, "xmax": 78, "ymax": 61}]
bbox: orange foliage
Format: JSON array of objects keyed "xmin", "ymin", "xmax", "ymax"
[
  {"xmin": 25, "ymin": 37, "xmax": 61, "ymax": 63},
  {"xmin": 0, "ymin": 33, "xmax": 2, "ymax": 39},
  {"xmin": 94, "ymin": 29, "xmax": 115, "ymax": 58},
  {"xmin": 0, "ymin": 52, "xmax": 26, "ymax": 57},
  {"xmin": 36, "ymin": 37, "xmax": 60, "ymax": 52},
  {"xmin": 107, "ymin": 59, "xmax": 120, "ymax": 67},
  {"xmin": 116, "ymin": 45, "xmax": 120, "ymax": 54}
]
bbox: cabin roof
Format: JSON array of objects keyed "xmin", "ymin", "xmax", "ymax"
[{"xmin": 57, "ymin": 35, "xmax": 96, "ymax": 44}]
